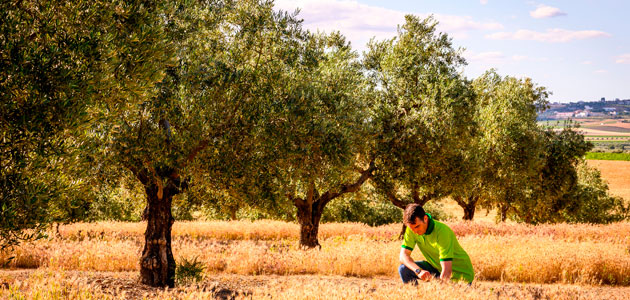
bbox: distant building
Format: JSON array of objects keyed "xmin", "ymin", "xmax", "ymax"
[
  {"xmin": 584, "ymin": 105, "xmax": 593, "ymax": 110},
  {"xmin": 575, "ymin": 110, "xmax": 590, "ymax": 118},
  {"xmin": 603, "ymin": 107, "xmax": 616, "ymax": 112},
  {"xmin": 601, "ymin": 97, "xmax": 606, "ymax": 102},
  {"xmin": 555, "ymin": 112, "xmax": 574, "ymax": 119}
]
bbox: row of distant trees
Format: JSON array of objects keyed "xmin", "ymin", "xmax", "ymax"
[{"xmin": 2, "ymin": 0, "xmax": 627, "ymax": 287}]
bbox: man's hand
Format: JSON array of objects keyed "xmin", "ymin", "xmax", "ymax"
[{"xmin": 417, "ymin": 270, "xmax": 433, "ymax": 281}]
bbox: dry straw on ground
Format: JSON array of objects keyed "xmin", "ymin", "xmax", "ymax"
[
  {"xmin": 2, "ymin": 271, "xmax": 630, "ymax": 300},
  {"xmin": 2, "ymin": 220, "xmax": 629, "ymax": 286}
]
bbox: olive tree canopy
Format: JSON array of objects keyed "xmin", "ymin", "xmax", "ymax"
[
  {"xmin": 363, "ymin": 15, "xmax": 475, "ymax": 209},
  {"xmin": 0, "ymin": 0, "xmax": 171, "ymax": 249}
]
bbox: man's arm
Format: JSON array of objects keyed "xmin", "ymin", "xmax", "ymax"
[
  {"xmin": 399, "ymin": 248, "xmax": 432, "ymax": 281},
  {"xmin": 440, "ymin": 260, "xmax": 452, "ymax": 281}
]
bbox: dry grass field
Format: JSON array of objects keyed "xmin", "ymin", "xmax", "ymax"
[
  {"xmin": 2, "ymin": 220, "xmax": 630, "ymax": 299},
  {"xmin": 587, "ymin": 160, "xmax": 630, "ymax": 202},
  {"xmin": 2, "ymin": 158, "xmax": 628, "ymax": 299}
]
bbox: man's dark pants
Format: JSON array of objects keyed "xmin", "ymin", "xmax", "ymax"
[{"xmin": 398, "ymin": 260, "xmax": 440, "ymax": 284}]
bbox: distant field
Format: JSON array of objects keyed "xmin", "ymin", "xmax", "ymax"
[
  {"xmin": 539, "ymin": 119, "xmax": 630, "ymax": 138},
  {"xmin": 586, "ymin": 159, "xmax": 630, "ymax": 202},
  {"xmin": 585, "ymin": 152, "xmax": 630, "ymax": 161},
  {"xmin": 581, "ymin": 125, "xmax": 630, "ymax": 133},
  {"xmin": 578, "ymin": 128, "xmax": 630, "ymax": 136},
  {"xmin": 587, "ymin": 138, "xmax": 630, "ymax": 142}
]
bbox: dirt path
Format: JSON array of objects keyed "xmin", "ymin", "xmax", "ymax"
[{"xmin": 2, "ymin": 269, "xmax": 629, "ymax": 299}]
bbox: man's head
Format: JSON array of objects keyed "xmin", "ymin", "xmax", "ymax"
[{"xmin": 403, "ymin": 204, "xmax": 429, "ymax": 235}]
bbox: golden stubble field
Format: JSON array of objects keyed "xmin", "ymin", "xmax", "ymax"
[
  {"xmin": 587, "ymin": 159, "xmax": 630, "ymax": 202},
  {"xmin": 2, "ymin": 220, "xmax": 630, "ymax": 299},
  {"xmin": 1, "ymin": 160, "xmax": 628, "ymax": 299}
]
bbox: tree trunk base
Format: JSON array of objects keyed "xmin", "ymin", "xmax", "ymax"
[{"xmin": 140, "ymin": 186, "xmax": 176, "ymax": 288}]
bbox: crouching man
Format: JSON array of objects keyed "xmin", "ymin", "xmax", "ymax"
[{"xmin": 398, "ymin": 204, "xmax": 474, "ymax": 284}]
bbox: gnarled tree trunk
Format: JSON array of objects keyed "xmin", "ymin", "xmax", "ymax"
[
  {"xmin": 454, "ymin": 195, "xmax": 479, "ymax": 221},
  {"xmin": 462, "ymin": 202, "xmax": 476, "ymax": 220},
  {"xmin": 295, "ymin": 198, "xmax": 325, "ymax": 248},
  {"xmin": 290, "ymin": 162, "xmax": 375, "ymax": 249},
  {"xmin": 140, "ymin": 183, "xmax": 176, "ymax": 287}
]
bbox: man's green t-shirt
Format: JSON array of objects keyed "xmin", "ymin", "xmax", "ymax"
[{"xmin": 401, "ymin": 214, "xmax": 475, "ymax": 283}]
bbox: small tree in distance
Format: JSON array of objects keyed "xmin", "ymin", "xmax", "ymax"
[{"xmin": 452, "ymin": 70, "xmax": 549, "ymax": 221}]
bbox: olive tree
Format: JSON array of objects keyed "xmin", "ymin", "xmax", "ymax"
[
  {"xmin": 363, "ymin": 15, "xmax": 475, "ymax": 210},
  {"xmin": 560, "ymin": 161, "xmax": 628, "ymax": 223},
  {"xmin": 242, "ymin": 31, "xmax": 374, "ymax": 248},
  {"xmin": 0, "ymin": 0, "xmax": 170, "ymax": 249},
  {"xmin": 80, "ymin": 0, "xmax": 312, "ymax": 286},
  {"xmin": 451, "ymin": 70, "xmax": 549, "ymax": 220},
  {"xmin": 507, "ymin": 126, "xmax": 592, "ymax": 223}
]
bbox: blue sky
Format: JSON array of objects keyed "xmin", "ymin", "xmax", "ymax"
[{"xmin": 275, "ymin": 0, "xmax": 630, "ymax": 103}]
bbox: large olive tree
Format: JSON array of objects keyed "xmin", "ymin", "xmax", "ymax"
[
  {"xmin": 82, "ymin": 0, "xmax": 310, "ymax": 286},
  {"xmin": 363, "ymin": 15, "xmax": 475, "ymax": 210},
  {"xmin": 0, "ymin": 0, "xmax": 170, "ymax": 249},
  {"xmin": 239, "ymin": 31, "xmax": 374, "ymax": 248}
]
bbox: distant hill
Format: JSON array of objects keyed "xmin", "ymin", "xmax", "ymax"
[{"xmin": 539, "ymin": 99, "xmax": 630, "ymax": 120}]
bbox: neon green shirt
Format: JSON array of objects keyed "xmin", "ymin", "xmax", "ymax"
[{"xmin": 401, "ymin": 214, "xmax": 475, "ymax": 283}]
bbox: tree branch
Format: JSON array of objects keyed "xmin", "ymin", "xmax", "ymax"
[
  {"xmin": 387, "ymin": 190, "xmax": 407, "ymax": 209},
  {"xmin": 125, "ymin": 161, "xmax": 149, "ymax": 186},
  {"xmin": 180, "ymin": 139, "xmax": 210, "ymax": 169},
  {"xmin": 320, "ymin": 160, "xmax": 375, "ymax": 207},
  {"xmin": 287, "ymin": 192, "xmax": 305, "ymax": 207},
  {"xmin": 453, "ymin": 195, "xmax": 466, "ymax": 207},
  {"xmin": 411, "ymin": 182, "xmax": 420, "ymax": 203}
]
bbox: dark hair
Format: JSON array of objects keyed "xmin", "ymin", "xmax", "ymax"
[{"xmin": 403, "ymin": 203, "xmax": 426, "ymax": 225}]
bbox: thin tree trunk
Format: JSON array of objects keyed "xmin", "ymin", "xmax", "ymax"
[
  {"xmin": 500, "ymin": 204, "xmax": 509, "ymax": 222},
  {"xmin": 140, "ymin": 183, "xmax": 176, "ymax": 288},
  {"xmin": 229, "ymin": 207, "xmax": 237, "ymax": 221}
]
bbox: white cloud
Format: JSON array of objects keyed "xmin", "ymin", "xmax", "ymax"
[
  {"xmin": 274, "ymin": 0, "xmax": 503, "ymax": 49},
  {"xmin": 464, "ymin": 51, "xmax": 546, "ymax": 65},
  {"xmin": 485, "ymin": 28, "xmax": 611, "ymax": 43},
  {"xmin": 615, "ymin": 54, "xmax": 630, "ymax": 64},
  {"xmin": 511, "ymin": 55, "xmax": 528, "ymax": 61},
  {"xmin": 582, "ymin": 60, "xmax": 593, "ymax": 65},
  {"xmin": 466, "ymin": 51, "xmax": 506, "ymax": 64},
  {"xmin": 594, "ymin": 70, "xmax": 608, "ymax": 74},
  {"xmin": 480, "ymin": 0, "xmax": 488, "ymax": 5},
  {"xmin": 530, "ymin": 5, "xmax": 567, "ymax": 19}
]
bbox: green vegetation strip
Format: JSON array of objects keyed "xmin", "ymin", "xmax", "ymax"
[
  {"xmin": 589, "ymin": 140, "xmax": 630, "ymax": 144},
  {"xmin": 585, "ymin": 152, "xmax": 630, "ymax": 161}
]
